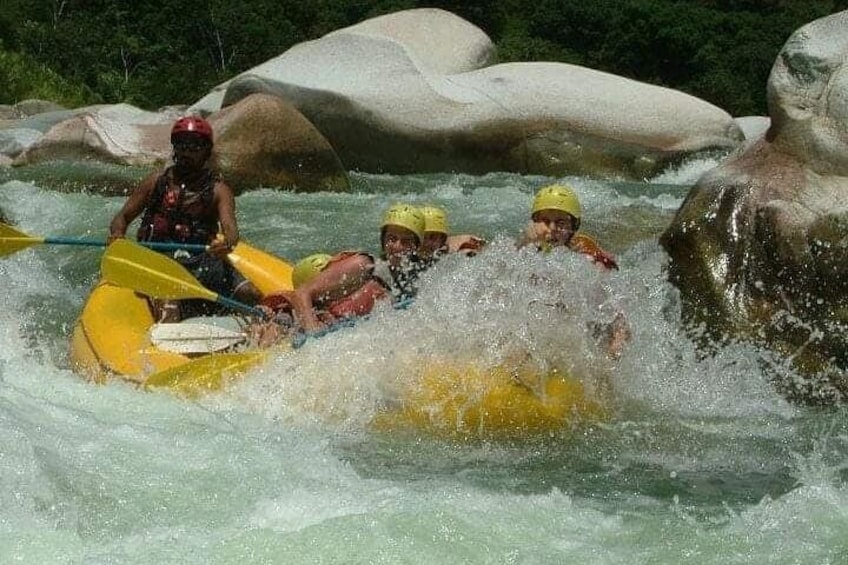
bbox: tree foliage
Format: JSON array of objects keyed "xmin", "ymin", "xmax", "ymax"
[
  {"xmin": 0, "ymin": 0, "xmax": 842, "ymax": 115},
  {"xmin": 0, "ymin": 49, "xmax": 95, "ymax": 107}
]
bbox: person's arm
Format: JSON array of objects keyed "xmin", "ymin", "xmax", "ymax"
[
  {"xmin": 210, "ymin": 180, "xmax": 239, "ymax": 257},
  {"xmin": 447, "ymin": 234, "xmax": 486, "ymax": 255},
  {"xmin": 287, "ymin": 290, "xmax": 323, "ymax": 332},
  {"xmin": 289, "ymin": 252, "xmax": 376, "ymax": 331},
  {"xmin": 108, "ymin": 172, "xmax": 157, "ymax": 242}
]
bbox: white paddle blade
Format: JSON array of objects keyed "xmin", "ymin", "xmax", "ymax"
[{"xmin": 150, "ymin": 320, "xmax": 247, "ymax": 354}]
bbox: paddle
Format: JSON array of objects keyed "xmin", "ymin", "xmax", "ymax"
[
  {"xmin": 0, "ymin": 222, "xmax": 207, "ymax": 257},
  {"xmin": 101, "ymin": 239, "xmax": 268, "ymax": 318},
  {"xmin": 150, "ymin": 318, "xmax": 248, "ymax": 353},
  {"xmin": 143, "ymin": 350, "xmax": 269, "ymax": 397}
]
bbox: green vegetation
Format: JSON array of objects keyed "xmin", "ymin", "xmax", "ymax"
[
  {"xmin": 0, "ymin": 0, "xmax": 841, "ymax": 115},
  {"xmin": 0, "ymin": 49, "xmax": 96, "ymax": 108}
]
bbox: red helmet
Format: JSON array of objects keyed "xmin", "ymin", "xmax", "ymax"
[{"xmin": 170, "ymin": 116, "xmax": 213, "ymax": 143}]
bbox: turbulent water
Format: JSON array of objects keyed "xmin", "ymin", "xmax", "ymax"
[{"xmin": 1, "ymin": 160, "xmax": 847, "ymax": 564}]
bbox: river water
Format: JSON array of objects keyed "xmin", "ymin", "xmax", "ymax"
[{"xmin": 1, "ymin": 160, "xmax": 846, "ymax": 564}]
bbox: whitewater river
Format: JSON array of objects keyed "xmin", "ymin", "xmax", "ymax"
[{"xmin": 0, "ymin": 160, "xmax": 846, "ymax": 564}]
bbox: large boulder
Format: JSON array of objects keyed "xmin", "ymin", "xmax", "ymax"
[
  {"xmin": 13, "ymin": 103, "xmax": 177, "ymax": 168},
  {"xmin": 211, "ymin": 93, "xmax": 349, "ymax": 192},
  {"xmin": 11, "ymin": 99, "xmax": 347, "ymax": 193},
  {"xmin": 0, "ymin": 109, "xmax": 82, "ymax": 136},
  {"xmin": 0, "ymin": 108, "xmax": 81, "ymax": 161},
  {"xmin": 0, "ymin": 99, "xmax": 65, "ymax": 120},
  {"xmin": 734, "ymin": 116, "xmax": 771, "ymax": 149},
  {"xmin": 0, "ymin": 106, "xmax": 17, "ymax": 120},
  {"xmin": 13, "ymin": 99, "xmax": 66, "ymax": 117},
  {"xmin": 660, "ymin": 10, "xmax": 848, "ymax": 403},
  {"xmin": 193, "ymin": 8, "xmax": 743, "ymax": 179},
  {"xmin": 0, "ymin": 128, "xmax": 43, "ymax": 158}
]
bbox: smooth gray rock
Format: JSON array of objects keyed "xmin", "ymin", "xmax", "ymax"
[
  {"xmin": 661, "ymin": 10, "xmax": 848, "ymax": 403},
  {"xmin": 212, "ymin": 93, "xmax": 349, "ymax": 192},
  {"xmin": 193, "ymin": 8, "xmax": 742, "ymax": 179},
  {"xmin": 14, "ymin": 99, "xmax": 66, "ymax": 117},
  {"xmin": 734, "ymin": 116, "xmax": 771, "ymax": 148},
  {"xmin": 12, "ymin": 97, "xmax": 348, "ymax": 192},
  {"xmin": 0, "ymin": 128, "xmax": 43, "ymax": 158},
  {"xmin": 14, "ymin": 103, "xmax": 177, "ymax": 167}
]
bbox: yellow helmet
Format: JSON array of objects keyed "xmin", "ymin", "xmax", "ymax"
[
  {"xmin": 421, "ymin": 205, "xmax": 448, "ymax": 235},
  {"xmin": 292, "ymin": 253, "xmax": 332, "ymax": 288},
  {"xmin": 531, "ymin": 184, "xmax": 581, "ymax": 219},
  {"xmin": 381, "ymin": 203, "xmax": 425, "ymax": 243}
]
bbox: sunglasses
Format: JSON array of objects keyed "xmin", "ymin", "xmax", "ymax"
[{"xmin": 172, "ymin": 139, "xmax": 209, "ymax": 152}]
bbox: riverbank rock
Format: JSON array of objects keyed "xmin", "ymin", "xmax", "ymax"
[
  {"xmin": 191, "ymin": 8, "xmax": 743, "ymax": 180},
  {"xmin": 660, "ymin": 10, "xmax": 848, "ymax": 403},
  {"xmin": 0, "ymin": 106, "xmax": 17, "ymax": 120},
  {"xmin": 9, "ymin": 98, "xmax": 347, "ymax": 193},
  {"xmin": 13, "ymin": 104, "xmax": 177, "ymax": 168},
  {"xmin": 0, "ymin": 128, "xmax": 43, "ymax": 159},
  {"xmin": 0, "ymin": 99, "xmax": 65, "ymax": 120},
  {"xmin": 0, "ymin": 108, "xmax": 81, "ymax": 161},
  {"xmin": 212, "ymin": 93, "xmax": 349, "ymax": 192},
  {"xmin": 14, "ymin": 99, "xmax": 66, "ymax": 117},
  {"xmin": 734, "ymin": 116, "xmax": 771, "ymax": 149}
]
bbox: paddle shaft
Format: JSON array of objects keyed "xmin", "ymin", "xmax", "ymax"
[
  {"xmin": 0, "ymin": 222, "xmax": 209, "ymax": 257},
  {"xmin": 44, "ymin": 236, "xmax": 207, "ymax": 253},
  {"xmin": 216, "ymin": 295, "xmax": 266, "ymax": 317}
]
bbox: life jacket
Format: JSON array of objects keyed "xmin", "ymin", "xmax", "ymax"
[
  {"xmin": 373, "ymin": 254, "xmax": 425, "ymax": 303},
  {"xmin": 259, "ymin": 292, "xmax": 295, "ymax": 320},
  {"xmin": 260, "ymin": 252, "xmax": 389, "ymax": 322},
  {"xmin": 136, "ymin": 166, "xmax": 218, "ymax": 245},
  {"xmin": 313, "ymin": 251, "xmax": 388, "ymax": 317},
  {"xmin": 570, "ymin": 233, "xmax": 619, "ymax": 271},
  {"xmin": 326, "ymin": 279, "xmax": 387, "ymax": 318}
]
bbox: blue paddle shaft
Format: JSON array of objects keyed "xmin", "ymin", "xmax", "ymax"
[
  {"xmin": 215, "ymin": 295, "xmax": 268, "ymax": 319},
  {"xmin": 44, "ymin": 236, "xmax": 206, "ymax": 252}
]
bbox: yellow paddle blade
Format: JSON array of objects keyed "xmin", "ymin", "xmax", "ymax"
[
  {"xmin": 0, "ymin": 223, "xmax": 43, "ymax": 256},
  {"xmin": 144, "ymin": 350, "xmax": 269, "ymax": 397},
  {"xmin": 101, "ymin": 239, "xmax": 217, "ymax": 302},
  {"xmin": 228, "ymin": 242, "xmax": 294, "ymax": 294}
]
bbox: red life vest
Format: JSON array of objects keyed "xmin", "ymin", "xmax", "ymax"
[
  {"xmin": 137, "ymin": 166, "xmax": 219, "ymax": 245},
  {"xmin": 260, "ymin": 253, "xmax": 389, "ymax": 323},
  {"xmin": 326, "ymin": 279, "xmax": 387, "ymax": 318}
]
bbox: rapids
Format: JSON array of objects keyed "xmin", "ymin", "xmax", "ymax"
[{"xmin": 0, "ymin": 162, "xmax": 845, "ymax": 563}]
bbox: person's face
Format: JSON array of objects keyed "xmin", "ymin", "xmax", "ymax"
[
  {"xmin": 532, "ymin": 209, "xmax": 577, "ymax": 247},
  {"xmin": 382, "ymin": 225, "xmax": 419, "ymax": 265},
  {"xmin": 421, "ymin": 231, "xmax": 448, "ymax": 257},
  {"xmin": 172, "ymin": 134, "xmax": 210, "ymax": 171}
]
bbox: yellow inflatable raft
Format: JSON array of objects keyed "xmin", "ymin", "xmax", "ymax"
[
  {"xmin": 373, "ymin": 363, "xmax": 608, "ymax": 438},
  {"xmin": 70, "ymin": 241, "xmax": 292, "ymax": 386},
  {"xmin": 70, "ymin": 240, "xmax": 608, "ymax": 437}
]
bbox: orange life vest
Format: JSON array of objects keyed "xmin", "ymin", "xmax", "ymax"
[{"xmin": 570, "ymin": 233, "xmax": 619, "ymax": 271}]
